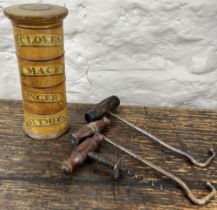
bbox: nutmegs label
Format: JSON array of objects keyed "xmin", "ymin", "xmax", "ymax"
[
  {"xmin": 23, "ymin": 91, "xmax": 63, "ymax": 103},
  {"xmin": 26, "ymin": 115, "xmax": 67, "ymax": 127},
  {"xmin": 20, "ymin": 65, "xmax": 64, "ymax": 76},
  {"xmin": 15, "ymin": 34, "xmax": 63, "ymax": 48}
]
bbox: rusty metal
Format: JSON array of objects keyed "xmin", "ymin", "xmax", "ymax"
[
  {"xmin": 84, "ymin": 96, "xmax": 216, "ymax": 168},
  {"xmin": 102, "ymin": 135, "xmax": 216, "ymax": 206},
  {"xmin": 87, "ymin": 151, "xmax": 163, "ymax": 191},
  {"xmin": 110, "ymin": 112, "xmax": 216, "ymax": 168},
  {"xmin": 61, "ymin": 133, "xmax": 104, "ymax": 174}
]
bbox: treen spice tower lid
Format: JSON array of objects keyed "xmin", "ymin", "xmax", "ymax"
[{"xmin": 4, "ymin": 3, "xmax": 68, "ymax": 25}]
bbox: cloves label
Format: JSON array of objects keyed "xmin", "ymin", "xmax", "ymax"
[
  {"xmin": 26, "ymin": 115, "xmax": 67, "ymax": 127},
  {"xmin": 20, "ymin": 65, "xmax": 64, "ymax": 76},
  {"xmin": 15, "ymin": 34, "xmax": 63, "ymax": 48},
  {"xmin": 23, "ymin": 91, "xmax": 63, "ymax": 103}
]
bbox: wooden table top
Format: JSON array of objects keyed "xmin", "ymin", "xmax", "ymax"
[{"xmin": 0, "ymin": 100, "xmax": 217, "ymax": 210}]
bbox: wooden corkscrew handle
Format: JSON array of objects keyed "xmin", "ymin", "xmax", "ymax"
[
  {"xmin": 61, "ymin": 133, "xmax": 104, "ymax": 174},
  {"xmin": 70, "ymin": 117, "xmax": 110, "ymax": 146}
]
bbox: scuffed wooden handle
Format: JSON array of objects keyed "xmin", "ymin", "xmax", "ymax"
[{"xmin": 61, "ymin": 133, "xmax": 104, "ymax": 174}]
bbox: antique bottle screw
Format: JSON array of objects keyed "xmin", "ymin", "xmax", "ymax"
[{"xmin": 71, "ymin": 133, "xmax": 137, "ymax": 180}]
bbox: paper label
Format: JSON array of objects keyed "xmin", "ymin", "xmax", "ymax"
[
  {"xmin": 15, "ymin": 34, "xmax": 63, "ymax": 48},
  {"xmin": 21, "ymin": 65, "xmax": 64, "ymax": 76},
  {"xmin": 26, "ymin": 115, "xmax": 67, "ymax": 127},
  {"xmin": 23, "ymin": 91, "xmax": 63, "ymax": 103}
]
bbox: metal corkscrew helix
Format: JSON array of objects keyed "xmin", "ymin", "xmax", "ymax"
[{"xmin": 87, "ymin": 151, "xmax": 163, "ymax": 191}]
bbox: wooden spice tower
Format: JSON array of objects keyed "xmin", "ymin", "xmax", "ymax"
[{"xmin": 4, "ymin": 3, "xmax": 69, "ymax": 139}]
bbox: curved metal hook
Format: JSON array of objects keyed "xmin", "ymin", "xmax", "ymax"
[
  {"xmin": 104, "ymin": 136, "xmax": 216, "ymax": 205},
  {"xmin": 182, "ymin": 181, "xmax": 216, "ymax": 206},
  {"xmin": 170, "ymin": 170, "xmax": 216, "ymax": 205},
  {"xmin": 110, "ymin": 112, "xmax": 216, "ymax": 168},
  {"xmin": 189, "ymin": 149, "xmax": 216, "ymax": 168}
]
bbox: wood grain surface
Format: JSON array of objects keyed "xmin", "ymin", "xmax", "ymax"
[
  {"xmin": 0, "ymin": 100, "xmax": 216, "ymax": 210},
  {"xmin": 4, "ymin": 3, "xmax": 69, "ymax": 139}
]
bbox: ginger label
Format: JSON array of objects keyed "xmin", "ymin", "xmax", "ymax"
[
  {"xmin": 23, "ymin": 91, "xmax": 63, "ymax": 103},
  {"xmin": 26, "ymin": 115, "xmax": 67, "ymax": 127},
  {"xmin": 15, "ymin": 34, "xmax": 63, "ymax": 48},
  {"xmin": 20, "ymin": 65, "xmax": 64, "ymax": 76}
]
